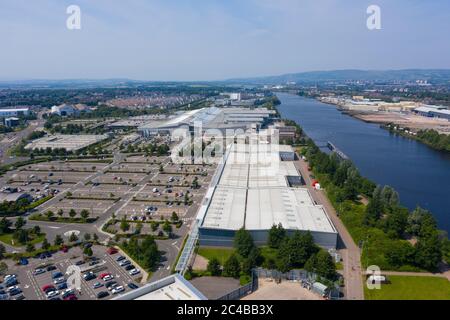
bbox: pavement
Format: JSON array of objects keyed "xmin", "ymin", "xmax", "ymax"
[{"xmin": 294, "ymin": 155, "xmax": 365, "ymax": 300}]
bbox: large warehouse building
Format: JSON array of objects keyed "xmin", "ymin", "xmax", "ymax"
[
  {"xmin": 198, "ymin": 143, "xmax": 338, "ymax": 249},
  {"xmin": 138, "ymin": 107, "xmax": 276, "ymax": 137}
]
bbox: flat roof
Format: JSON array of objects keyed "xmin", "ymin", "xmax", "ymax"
[
  {"xmin": 200, "ymin": 143, "xmax": 337, "ymax": 234},
  {"xmin": 113, "ymin": 274, "xmax": 207, "ymax": 300},
  {"xmin": 24, "ymin": 134, "xmax": 108, "ymax": 151},
  {"xmin": 246, "ymin": 188, "xmax": 336, "ymax": 233}
]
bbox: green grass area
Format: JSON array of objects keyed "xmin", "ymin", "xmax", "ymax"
[
  {"xmin": 0, "ymin": 232, "xmax": 45, "ymax": 247},
  {"xmin": 197, "ymin": 246, "xmax": 277, "ymax": 266},
  {"xmin": 29, "ymin": 214, "xmax": 98, "ymax": 224},
  {"xmin": 364, "ymin": 275, "xmax": 450, "ymax": 300},
  {"xmin": 197, "ymin": 247, "xmax": 235, "ymax": 265},
  {"xmin": 335, "ymin": 262, "xmax": 343, "ymax": 270}
]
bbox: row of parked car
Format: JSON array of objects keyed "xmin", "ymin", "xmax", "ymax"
[
  {"xmin": 38, "ymin": 269, "xmax": 75, "ymax": 300},
  {"xmin": 116, "ymin": 255, "xmax": 141, "ymax": 276},
  {"xmin": 0, "ymin": 274, "xmax": 24, "ymax": 300}
]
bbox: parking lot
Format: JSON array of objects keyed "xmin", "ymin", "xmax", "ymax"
[{"xmin": 1, "ymin": 245, "xmax": 142, "ymax": 300}]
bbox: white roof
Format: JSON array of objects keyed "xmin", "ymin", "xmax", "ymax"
[
  {"xmin": 200, "ymin": 143, "xmax": 337, "ymax": 234},
  {"xmin": 201, "ymin": 186, "xmax": 246, "ymax": 230},
  {"xmin": 245, "ymin": 188, "xmax": 336, "ymax": 233},
  {"xmin": 113, "ymin": 274, "xmax": 206, "ymax": 300}
]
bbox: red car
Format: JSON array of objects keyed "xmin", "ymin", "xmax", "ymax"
[
  {"xmin": 42, "ymin": 284, "xmax": 55, "ymax": 293},
  {"xmin": 61, "ymin": 245, "xmax": 68, "ymax": 253},
  {"xmin": 106, "ymin": 247, "xmax": 118, "ymax": 255},
  {"xmin": 99, "ymin": 273, "xmax": 111, "ymax": 279},
  {"xmin": 63, "ymin": 294, "xmax": 78, "ymax": 301}
]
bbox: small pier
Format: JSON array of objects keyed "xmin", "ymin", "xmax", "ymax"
[{"xmin": 327, "ymin": 141, "xmax": 349, "ymax": 160}]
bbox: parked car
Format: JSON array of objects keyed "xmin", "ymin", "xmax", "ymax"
[
  {"xmin": 127, "ymin": 283, "xmax": 138, "ymax": 290},
  {"xmin": 33, "ymin": 268, "xmax": 46, "ymax": 276},
  {"xmin": 42, "ymin": 285, "xmax": 55, "ymax": 293},
  {"xmin": 124, "ymin": 264, "xmax": 135, "ymax": 271},
  {"xmin": 53, "ymin": 277, "xmax": 65, "ymax": 285},
  {"xmin": 102, "ymin": 275, "xmax": 114, "ymax": 282},
  {"xmin": 105, "ymin": 281, "xmax": 117, "ymax": 290},
  {"xmin": 129, "ymin": 269, "xmax": 140, "ymax": 276},
  {"xmin": 62, "ymin": 289, "xmax": 75, "ymax": 299},
  {"xmin": 92, "ymin": 282, "xmax": 103, "ymax": 289},
  {"xmin": 116, "ymin": 255, "xmax": 125, "ymax": 262},
  {"xmin": 75, "ymin": 260, "xmax": 85, "ymax": 266},
  {"xmin": 112, "ymin": 286, "xmax": 125, "ymax": 294},
  {"xmin": 96, "ymin": 291, "xmax": 109, "ymax": 299},
  {"xmin": 83, "ymin": 272, "xmax": 96, "ymax": 281},
  {"xmin": 119, "ymin": 260, "xmax": 130, "ymax": 267},
  {"xmin": 52, "ymin": 271, "xmax": 63, "ymax": 279},
  {"xmin": 46, "ymin": 290, "xmax": 59, "ymax": 299},
  {"xmin": 107, "ymin": 247, "xmax": 118, "ymax": 255},
  {"xmin": 57, "ymin": 282, "xmax": 67, "ymax": 290},
  {"xmin": 46, "ymin": 265, "xmax": 57, "ymax": 271}
]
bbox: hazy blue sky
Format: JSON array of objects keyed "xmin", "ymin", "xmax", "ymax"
[{"xmin": 1, "ymin": 0, "xmax": 449, "ymax": 81}]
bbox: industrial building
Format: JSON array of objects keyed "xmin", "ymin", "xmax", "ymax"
[
  {"xmin": 0, "ymin": 107, "xmax": 30, "ymax": 118},
  {"xmin": 50, "ymin": 104, "xmax": 79, "ymax": 116},
  {"xmin": 413, "ymin": 105, "xmax": 450, "ymax": 121},
  {"xmin": 113, "ymin": 274, "xmax": 207, "ymax": 300},
  {"xmin": 138, "ymin": 107, "xmax": 276, "ymax": 138},
  {"xmin": 198, "ymin": 143, "xmax": 338, "ymax": 249},
  {"xmin": 25, "ymin": 134, "xmax": 108, "ymax": 152}
]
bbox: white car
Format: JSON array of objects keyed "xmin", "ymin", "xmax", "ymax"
[
  {"xmin": 119, "ymin": 260, "xmax": 130, "ymax": 267},
  {"xmin": 46, "ymin": 290, "xmax": 60, "ymax": 298},
  {"xmin": 7, "ymin": 285, "xmax": 20, "ymax": 292},
  {"xmin": 33, "ymin": 268, "xmax": 46, "ymax": 276},
  {"xmin": 102, "ymin": 275, "xmax": 114, "ymax": 282},
  {"xmin": 4, "ymin": 274, "xmax": 16, "ymax": 281},
  {"xmin": 111, "ymin": 286, "xmax": 125, "ymax": 294},
  {"xmin": 129, "ymin": 269, "xmax": 140, "ymax": 276},
  {"xmin": 53, "ymin": 277, "xmax": 65, "ymax": 285}
]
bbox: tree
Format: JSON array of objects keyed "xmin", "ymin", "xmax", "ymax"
[
  {"xmin": 84, "ymin": 233, "xmax": 91, "ymax": 241},
  {"xmin": 26, "ymin": 243, "xmax": 35, "ymax": 252},
  {"xmin": 57, "ymin": 209, "xmax": 64, "ymax": 217},
  {"xmin": 415, "ymin": 233, "xmax": 442, "ymax": 271},
  {"xmin": 207, "ymin": 257, "xmax": 221, "ymax": 276},
  {"xmin": 170, "ymin": 212, "xmax": 179, "ymax": 222},
  {"xmin": 0, "ymin": 244, "xmax": 5, "ymax": 260},
  {"xmin": 45, "ymin": 210, "xmax": 54, "ymax": 220},
  {"xmin": 315, "ymin": 251, "xmax": 337, "ymax": 280},
  {"xmin": 383, "ymin": 206, "xmax": 409, "ymax": 238},
  {"xmin": 83, "ymin": 246, "xmax": 93, "ymax": 257},
  {"xmin": 54, "ymin": 234, "xmax": 64, "ymax": 246},
  {"xmin": 32, "ymin": 225, "xmax": 41, "ymax": 235},
  {"xmin": 135, "ymin": 222, "xmax": 143, "ymax": 235},
  {"xmin": 93, "ymin": 233, "xmax": 99, "ymax": 242},
  {"xmin": 80, "ymin": 209, "xmax": 90, "ymax": 220},
  {"xmin": 41, "ymin": 237, "xmax": 50, "ymax": 250},
  {"xmin": 234, "ymin": 227, "xmax": 255, "ymax": 258},
  {"xmin": 68, "ymin": 209, "xmax": 77, "ymax": 218},
  {"xmin": 13, "ymin": 229, "xmax": 29, "ymax": 244},
  {"xmin": 120, "ymin": 217, "xmax": 130, "ymax": 233},
  {"xmin": 385, "ymin": 241, "xmax": 415, "ymax": 267},
  {"xmin": 162, "ymin": 220, "xmax": 172, "ymax": 233},
  {"xmin": 268, "ymin": 223, "xmax": 286, "ymax": 249},
  {"xmin": 223, "ymin": 254, "xmax": 240, "ymax": 278},
  {"xmin": 15, "ymin": 217, "xmax": 26, "ymax": 230},
  {"xmin": 363, "ymin": 186, "xmax": 383, "ymax": 226},
  {"xmin": 69, "ymin": 232, "xmax": 78, "ymax": 242},
  {"xmin": 0, "ymin": 217, "xmax": 12, "ymax": 234}
]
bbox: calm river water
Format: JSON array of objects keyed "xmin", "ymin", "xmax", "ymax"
[{"xmin": 276, "ymin": 92, "xmax": 450, "ymax": 233}]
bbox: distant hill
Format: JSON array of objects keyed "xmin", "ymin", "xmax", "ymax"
[{"xmin": 225, "ymin": 69, "xmax": 450, "ymax": 84}]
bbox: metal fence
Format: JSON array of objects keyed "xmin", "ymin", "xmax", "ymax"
[
  {"xmin": 175, "ymin": 220, "xmax": 199, "ymax": 275},
  {"xmin": 217, "ymin": 272, "xmax": 258, "ymax": 300}
]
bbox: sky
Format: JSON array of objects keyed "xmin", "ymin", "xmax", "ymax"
[{"xmin": 0, "ymin": 0, "xmax": 449, "ymax": 81}]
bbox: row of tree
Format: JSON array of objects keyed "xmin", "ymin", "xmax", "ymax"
[
  {"xmin": 205, "ymin": 226, "xmax": 337, "ymax": 282},
  {"xmin": 303, "ymin": 137, "xmax": 449, "ymax": 271}
]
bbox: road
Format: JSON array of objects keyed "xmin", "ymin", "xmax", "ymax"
[
  {"xmin": 294, "ymin": 155, "xmax": 365, "ymax": 300},
  {"xmin": 0, "ymin": 115, "xmax": 45, "ymax": 165}
]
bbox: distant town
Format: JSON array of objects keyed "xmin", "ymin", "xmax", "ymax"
[{"xmin": 0, "ymin": 72, "xmax": 449, "ymax": 302}]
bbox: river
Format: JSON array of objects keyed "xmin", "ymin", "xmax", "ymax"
[{"xmin": 276, "ymin": 92, "xmax": 450, "ymax": 233}]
